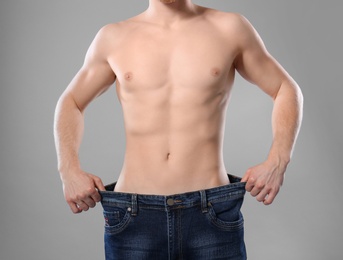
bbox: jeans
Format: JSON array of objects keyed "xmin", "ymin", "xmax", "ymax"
[{"xmin": 100, "ymin": 174, "xmax": 247, "ymax": 260}]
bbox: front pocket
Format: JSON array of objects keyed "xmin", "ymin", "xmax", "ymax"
[
  {"xmin": 206, "ymin": 198, "xmax": 244, "ymax": 231},
  {"xmin": 103, "ymin": 207, "xmax": 132, "ymax": 235}
]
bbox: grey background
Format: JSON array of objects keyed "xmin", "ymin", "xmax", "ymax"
[{"xmin": 1, "ymin": 0, "xmax": 342, "ymax": 259}]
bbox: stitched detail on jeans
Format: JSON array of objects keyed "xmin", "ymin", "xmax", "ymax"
[
  {"xmin": 104, "ymin": 210, "xmax": 132, "ymax": 235},
  {"xmin": 206, "ymin": 206, "xmax": 244, "ymax": 232}
]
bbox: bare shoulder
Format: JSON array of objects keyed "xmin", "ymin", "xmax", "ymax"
[
  {"xmin": 96, "ymin": 16, "xmax": 146, "ymax": 42},
  {"xmin": 201, "ymin": 8, "xmax": 260, "ymax": 47},
  {"xmin": 94, "ymin": 22, "xmax": 123, "ymax": 43},
  {"xmin": 202, "ymin": 8, "xmax": 254, "ymax": 36},
  {"xmin": 89, "ymin": 20, "xmax": 137, "ymax": 54},
  {"xmin": 99, "ymin": 18, "xmax": 139, "ymax": 33}
]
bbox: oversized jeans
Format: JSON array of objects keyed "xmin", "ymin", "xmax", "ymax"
[{"xmin": 100, "ymin": 174, "xmax": 247, "ymax": 260}]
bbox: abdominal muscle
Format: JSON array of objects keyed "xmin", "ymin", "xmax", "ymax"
[
  {"xmin": 114, "ymin": 79, "xmax": 233, "ymax": 195},
  {"xmin": 115, "ymin": 134, "xmax": 230, "ymax": 195}
]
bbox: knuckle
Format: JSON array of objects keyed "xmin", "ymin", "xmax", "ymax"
[
  {"xmin": 245, "ymin": 186, "xmax": 252, "ymax": 192},
  {"xmin": 66, "ymin": 198, "xmax": 73, "ymax": 203},
  {"xmin": 80, "ymin": 190, "xmax": 87, "ymax": 197},
  {"xmin": 265, "ymin": 184, "xmax": 273, "ymax": 191},
  {"xmin": 255, "ymin": 182, "xmax": 264, "ymax": 189},
  {"xmin": 81, "ymin": 190, "xmax": 91, "ymax": 198},
  {"xmin": 86, "ymin": 187, "xmax": 95, "ymax": 194}
]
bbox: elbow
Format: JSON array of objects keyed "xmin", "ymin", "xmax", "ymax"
[
  {"xmin": 274, "ymin": 79, "xmax": 304, "ymax": 106},
  {"xmin": 296, "ymin": 84, "xmax": 304, "ymax": 106},
  {"xmin": 291, "ymin": 80, "xmax": 304, "ymax": 110},
  {"xmin": 56, "ymin": 92, "xmax": 84, "ymax": 114},
  {"xmin": 54, "ymin": 94, "xmax": 85, "ymax": 132},
  {"xmin": 278, "ymin": 80, "xmax": 304, "ymax": 124}
]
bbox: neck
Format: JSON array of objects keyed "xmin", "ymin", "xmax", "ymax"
[{"xmin": 146, "ymin": 0, "xmax": 197, "ymax": 26}]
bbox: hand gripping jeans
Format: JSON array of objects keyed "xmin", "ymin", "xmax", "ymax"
[{"xmin": 100, "ymin": 174, "xmax": 247, "ymax": 260}]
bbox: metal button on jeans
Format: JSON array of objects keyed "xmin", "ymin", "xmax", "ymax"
[{"xmin": 167, "ymin": 198, "xmax": 175, "ymax": 206}]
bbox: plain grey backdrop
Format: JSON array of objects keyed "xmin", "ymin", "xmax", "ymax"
[{"xmin": 1, "ymin": 0, "xmax": 342, "ymax": 259}]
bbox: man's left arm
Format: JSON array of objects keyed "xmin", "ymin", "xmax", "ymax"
[{"xmin": 233, "ymin": 14, "xmax": 304, "ymax": 205}]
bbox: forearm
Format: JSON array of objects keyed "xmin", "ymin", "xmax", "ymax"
[
  {"xmin": 267, "ymin": 80, "xmax": 303, "ymax": 168},
  {"xmin": 54, "ymin": 93, "xmax": 84, "ymax": 179}
]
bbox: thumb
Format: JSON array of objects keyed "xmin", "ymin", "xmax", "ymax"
[
  {"xmin": 92, "ymin": 175, "xmax": 106, "ymax": 191},
  {"xmin": 241, "ymin": 170, "xmax": 250, "ymax": 183}
]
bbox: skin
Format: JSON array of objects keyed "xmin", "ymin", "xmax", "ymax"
[{"xmin": 54, "ymin": 0, "xmax": 303, "ymax": 214}]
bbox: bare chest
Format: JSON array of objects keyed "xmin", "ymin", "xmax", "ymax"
[{"xmin": 108, "ymin": 23, "xmax": 238, "ymax": 93}]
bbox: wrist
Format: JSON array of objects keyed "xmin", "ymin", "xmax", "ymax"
[
  {"xmin": 58, "ymin": 163, "xmax": 82, "ymax": 181},
  {"xmin": 267, "ymin": 144, "xmax": 291, "ymax": 167},
  {"xmin": 266, "ymin": 153, "xmax": 290, "ymax": 171}
]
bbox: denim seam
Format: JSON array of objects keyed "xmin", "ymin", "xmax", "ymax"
[
  {"xmin": 206, "ymin": 209, "xmax": 244, "ymax": 232},
  {"xmin": 104, "ymin": 211, "xmax": 132, "ymax": 235},
  {"xmin": 177, "ymin": 209, "xmax": 183, "ymax": 260},
  {"xmin": 208, "ymin": 193, "xmax": 246, "ymax": 204}
]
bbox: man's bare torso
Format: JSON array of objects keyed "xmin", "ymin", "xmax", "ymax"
[
  {"xmin": 106, "ymin": 7, "xmax": 240, "ymax": 194},
  {"xmin": 56, "ymin": 1, "xmax": 301, "ymax": 213}
]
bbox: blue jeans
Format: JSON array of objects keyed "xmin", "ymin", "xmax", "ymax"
[{"xmin": 100, "ymin": 174, "xmax": 247, "ymax": 260}]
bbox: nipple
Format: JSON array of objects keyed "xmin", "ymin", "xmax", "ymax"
[
  {"xmin": 211, "ymin": 67, "xmax": 221, "ymax": 77},
  {"xmin": 124, "ymin": 72, "xmax": 133, "ymax": 81}
]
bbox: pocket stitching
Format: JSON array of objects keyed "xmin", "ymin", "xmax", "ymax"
[
  {"xmin": 206, "ymin": 204, "xmax": 244, "ymax": 231},
  {"xmin": 104, "ymin": 210, "xmax": 132, "ymax": 235}
]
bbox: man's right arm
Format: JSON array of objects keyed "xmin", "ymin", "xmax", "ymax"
[{"xmin": 54, "ymin": 25, "xmax": 117, "ymax": 213}]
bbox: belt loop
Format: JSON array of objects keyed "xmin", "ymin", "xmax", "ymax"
[
  {"xmin": 131, "ymin": 194, "xmax": 138, "ymax": 216},
  {"xmin": 200, "ymin": 190, "xmax": 208, "ymax": 213}
]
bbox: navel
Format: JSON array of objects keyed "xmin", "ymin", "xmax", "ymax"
[
  {"xmin": 211, "ymin": 67, "xmax": 221, "ymax": 77},
  {"xmin": 166, "ymin": 153, "xmax": 171, "ymax": 160},
  {"xmin": 124, "ymin": 72, "xmax": 133, "ymax": 81}
]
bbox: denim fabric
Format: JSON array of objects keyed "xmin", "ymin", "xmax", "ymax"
[{"xmin": 100, "ymin": 174, "xmax": 247, "ymax": 260}]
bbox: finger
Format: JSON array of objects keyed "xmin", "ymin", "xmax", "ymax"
[
  {"xmin": 241, "ymin": 175, "xmax": 248, "ymax": 183},
  {"xmin": 241, "ymin": 169, "xmax": 251, "ymax": 183},
  {"xmin": 256, "ymin": 188, "xmax": 269, "ymax": 202},
  {"xmin": 90, "ymin": 190, "xmax": 101, "ymax": 203},
  {"xmin": 77, "ymin": 201, "xmax": 90, "ymax": 211},
  {"xmin": 93, "ymin": 176, "xmax": 106, "ymax": 191},
  {"xmin": 263, "ymin": 190, "xmax": 278, "ymax": 205},
  {"xmin": 69, "ymin": 202, "xmax": 82, "ymax": 214},
  {"xmin": 250, "ymin": 181, "xmax": 265, "ymax": 197},
  {"xmin": 250, "ymin": 186, "xmax": 262, "ymax": 197},
  {"xmin": 245, "ymin": 177, "xmax": 256, "ymax": 192},
  {"xmin": 83, "ymin": 196, "xmax": 97, "ymax": 208},
  {"xmin": 90, "ymin": 180, "xmax": 103, "ymax": 203}
]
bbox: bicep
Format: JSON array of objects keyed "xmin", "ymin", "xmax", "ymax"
[
  {"xmin": 66, "ymin": 61, "xmax": 116, "ymax": 112},
  {"xmin": 63, "ymin": 26, "xmax": 116, "ymax": 112},
  {"xmin": 233, "ymin": 15, "xmax": 292, "ymax": 99}
]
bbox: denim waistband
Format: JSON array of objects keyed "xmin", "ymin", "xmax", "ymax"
[{"xmin": 100, "ymin": 174, "xmax": 246, "ymax": 213}]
